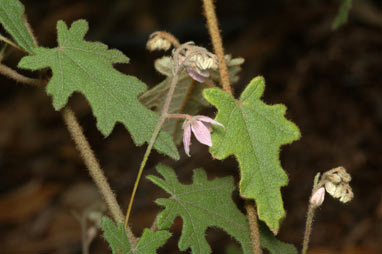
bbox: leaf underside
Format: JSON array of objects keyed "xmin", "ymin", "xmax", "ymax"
[
  {"xmin": 0, "ymin": 0, "xmax": 36, "ymax": 53},
  {"xmin": 18, "ymin": 19, "xmax": 179, "ymax": 159},
  {"xmin": 203, "ymin": 77, "xmax": 301, "ymax": 231},
  {"xmin": 101, "ymin": 216, "xmax": 171, "ymax": 254},
  {"xmin": 147, "ymin": 164, "xmax": 297, "ymax": 254},
  {"xmin": 140, "ymin": 55, "xmax": 244, "ymax": 145}
]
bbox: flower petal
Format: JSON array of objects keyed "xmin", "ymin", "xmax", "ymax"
[
  {"xmin": 183, "ymin": 123, "xmax": 192, "ymax": 157},
  {"xmin": 195, "ymin": 116, "xmax": 224, "ymax": 128},
  {"xmin": 185, "ymin": 67, "xmax": 209, "ymax": 83},
  {"xmin": 191, "ymin": 121, "xmax": 212, "ymax": 147}
]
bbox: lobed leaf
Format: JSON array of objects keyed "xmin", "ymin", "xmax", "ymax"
[
  {"xmin": 101, "ymin": 216, "xmax": 171, "ymax": 254},
  {"xmin": 0, "ymin": 0, "xmax": 36, "ymax": 53},
  {"xmin": 203, "ymin": 77, "xmax": 301, "ymax": 232},
  {"xmin": 147, "ymin": 164, "xmax": 297, "ymax": 254},
  {"xmin": 18, "ymin": 20, "xmax": 179, "ymax": 159}
]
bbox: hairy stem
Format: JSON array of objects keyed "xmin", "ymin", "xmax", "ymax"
[
  {"xmin": 302, "ymin": 204, "xmax": 316, "ymax": 254},
  {"xmin": 202, "ymin": 0, "xmax": 232, "ymax": 95},
  {"xmin": 245, "ymin": 200, "xmax": 263, "ymax": 254},
  {"xmin": 0, "ymin": 34, "xmax": 26, "ymax": 53},
  {"xmin": 166, "ymin": 113, "xmax": 192, "ymax": 120},
  {"xmin": 62, "ymin": 108, "xmax": 137, "ymax": 246},
  {"xmin": 125, "ymin": 71, "xmax": 180, "ymax": 228},
  {"xmin": 0, "ymin": 63, "xmax": 45, "ymax": 86}
]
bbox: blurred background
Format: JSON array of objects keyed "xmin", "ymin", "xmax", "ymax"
[{"xmin": 0, "ymin": 0, "xmax": 381, "ymax": 253}]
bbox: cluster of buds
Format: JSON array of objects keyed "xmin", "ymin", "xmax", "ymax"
[
  {"xmin": 322, "ymin": 167, "xmax": 353, "ymax": 203},
  {"xmin": 146, "ymin": 31, "xmax": 218, "ymax": 82},
  {"xmin": 146, "ymin": 31, "xmax": 176, "ymax": 51},
  {"xmin": 175, "ymin": 42, "xmax": 218, "ymax": 82},
  {"xmin": 310, "ymin": 166, "xmax": 354, "ymax": 207}
]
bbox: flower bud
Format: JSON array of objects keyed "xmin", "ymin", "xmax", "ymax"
[
  {"xmin": 147, "ymin": 32, "xmax": 172, "ymax": 51},
  {"xmin": 310, "ymin": 187, "xmax": 325, "ymax": 207},
  {"xmin": 323, "ymin": 166, "xmax": 354, "ymax": 203}
]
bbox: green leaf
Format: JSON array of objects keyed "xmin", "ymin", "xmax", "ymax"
[
  {"xmin": 259, "ymin": 222, "xmax": 297, "ymax": 254},
  {"xmin": 148, "ymin": 164, "xmax": 297, "ymax": 254},
  {"xmin": 147, "ymin": 164, "xmax": 252, "ymax": 254},
  {"xmin": 18, "ymin": 20, "xmax": 179, "ymax": 159},
  {"xmin": 332, "ymin": 0, "xmax": 352, "ymax": 30},
  {"xmin": 203, "ymin": 77, "xmax": 300, "ymax": 232},
  {"xmin": 101, "ymin": 216, "xmax": 171, "ymax": 254},
  {"xmin": 140, "ymin": 55, "xmax": 244, "ymax": 144},
  {"xmin": 0, "ymin": 0, "xmax": 36, "ymax": 53}
]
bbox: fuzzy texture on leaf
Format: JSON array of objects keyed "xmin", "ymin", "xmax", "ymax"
[
  {"xmin": 140, "ymin": 55, "xmax": 244, "ymax": 144},
  {"xmin": 101, "ymin": 216, "xmax": 171, "ymax": 254},
  {"xmin": 18, "ymin": 20, "xmax": 179, "ymax": 159},
  {"xmin": 147, "ymin": 164, "xmax": 297, "ymax": 254},
  {"xmin": 203, "ymin": 76, "xmax": 301, "ymax": 231},
  {"xmin": 0, "ymin": 0, "xmax": 36, "ymax": 53},
  {"xmin": 332, "ymin": 0, "xmax": 352, "ymax": 29}
]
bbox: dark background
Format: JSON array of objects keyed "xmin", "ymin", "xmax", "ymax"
[{"xmin": 0, "ymin": 0, "xmax": 381, "ymax": 253}]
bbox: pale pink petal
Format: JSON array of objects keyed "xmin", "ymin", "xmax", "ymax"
[
  {"xmin": 191, "ymin": 121, "xmax": 212, "ymax": 147},
  {"xmin": 183, "ymin": 123, "xmax": 192, "ymax": 157},
  {"xmin": 310, "ymin": 187, "xmax": 325, "ymax": 207},
  {"xmin": 185, "ymin": 67, "xmax": 209, "ymax": 83},
  {"xmin": 195, "ymin": 116, "xmax": 224, "ymax": 128}
]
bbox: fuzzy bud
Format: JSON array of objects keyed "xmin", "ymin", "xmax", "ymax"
[
  {"xmin": 147, "ymin": 32, "xmax": 172, "ymax": 51},
  {"xmin": 310, "ymin": 187, "xmax": 325, "ymax": 207},
  {"xmin": 323, "ymin": 166, "xmax": 354, "ymax": 203}
]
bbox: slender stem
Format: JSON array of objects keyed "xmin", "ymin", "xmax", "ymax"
[
  {"xmin": 62, "ymin": 108, "xmax": 137, "ymax": 246},
  {"xmin": 124, "ymin": 70, "xmax": 180, "ymax": 228},
  {"xmin": 202, "ymin": 0, "xmax": 232, "ymax": 95},
  {"xmin": 245, "ymin": 200, "xmax": 262, "ymax": 254},
  {"xmin": 166, "ymin": 113, "xmax": 192, "ymax": 120},
  {"xmin": 302, "ymin": 204, "xmax": 316, "ymax": 254},
  {"xmin": 0, "ymin": 34, "xmax": 26, "ymax": 53},
  {"xmin": 0, "ymin": 63, "xmax": 45, "ymax": 86}
]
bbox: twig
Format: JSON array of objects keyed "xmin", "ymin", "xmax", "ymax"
[
  {"xmin": 245, "ymin": 200, "xmax": 263, "ymax": 254},
  {"xmin": 62, "ymin": 107, "xmax": 138, "ymax": 246},
  {"xmin": 202, "ymin": 0, "xmax": 232, "ymax": 95},
  {"xmin": 0, "ymin": 63, "xmax": 45, "ymax": 86},
  {"xmin": 302, "ymin": 204, "xmax": 316, "ymax": 254}
]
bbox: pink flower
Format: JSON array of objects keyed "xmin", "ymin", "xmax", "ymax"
[
  {"xmin": 182, "ymin": 115, "xmax": 224, "ymax": 157},
  {"xmin": 310, "ymin": 187, "xmax": 325, "ymax": 207},
  {"xmin": 185, "ymin": 66, "xmax": 210, "ymax": 83}
]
